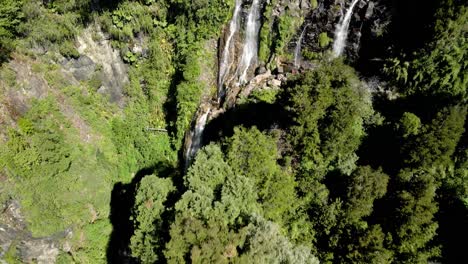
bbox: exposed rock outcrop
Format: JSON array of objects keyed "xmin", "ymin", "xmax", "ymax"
[
  {"xmin": 63, "ymin": 25, "xmax": 128, "ymax": 107},
  {"xmin": 0, "ymin": 200, "xmax": 61, "ymax": 263},
  {"xmin": 291, "ymin": 0, "xmax": 391, "ymax": 63}
]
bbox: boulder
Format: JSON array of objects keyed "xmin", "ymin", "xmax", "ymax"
[
  {"xmin": 65, "ymin": 55, "xmax": 96, "ymax": 81},
  {"xmin": 268, "ymin": 79, "xmax": 282, "ymax": 88},
  {"xmin": 365, "ymin": 1, "xmax": 375, "ymax": 19}
]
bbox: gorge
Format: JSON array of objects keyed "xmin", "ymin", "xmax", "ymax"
[{"xmin": 0, "ymin": 0, "xmax": 466, "ymax": 263}]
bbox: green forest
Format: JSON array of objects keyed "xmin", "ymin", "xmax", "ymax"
[{"xmin": 0, "ymin": 0, "xmax": 466, "ymax": 263}]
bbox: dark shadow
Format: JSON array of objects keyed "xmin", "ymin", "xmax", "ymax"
[
  {"xmin": 436, "ymin": 191, "xmax": 468, "ymax": 263},
  {"xmin": 357, "ymin": 92, "xmax": 457, "ymax": 175},
  {"xmin": 324, "ymin": 170, "xmax": 349, "ymax": 201},
  {"xmin": 106, "ymin": 162, "xmax": 176, "ymax": 263},
  {"xmin": 203, "ymin": 102, "xmax": 289, "ymax": 145},
  {"xmin": 436, "ymin": 119, "xmax": 468, "ymax": 263},
  {"xmin": 164, "ymin": 69, "xmax": 184, "ymax": 150}
]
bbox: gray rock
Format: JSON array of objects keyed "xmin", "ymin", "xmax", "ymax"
[
  {"xmin": 275, "ymin": 66, "xmax": 284, "ymax": 74},
  {"xmin": 358, "ymin": 0, "xmax": 367, "ymax": 9},
  {"xmin": 268, "ymin": 79, "xmax": 282, "ymax": 87},
  {"xmin": 255, "ymin": 65, "xmax": 267, "ymax": 75},
  {"xmin": 0, "ymin": 200, "xmax": 60, "ymax": 263},
  {"xmin": 18, "ymin": 238, "xmax": 59, "ymax": 264},
  {"xmin": 300, "ymin": 0, "xmax": 311, "ymax": 10},
  {"xmin": 66, "ymin": 55, "xmax": 96, "ymax": 81},
  {"xmin": 75, "ymin": 26, "xmax": 128, "ymax": 107},
  {"xmin": 365, "ymin": 1, "xmax": 375, "ymax": 19}
]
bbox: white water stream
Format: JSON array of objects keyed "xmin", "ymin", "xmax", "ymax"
[
  {"xmin": 185, "ymin": 108, "xmax": 211, "ymax": 168},
  {"xmin": 237, "ymin": 0, "xmax": 261, "ymax": 84},
  {"xmin": 294, "ymin": 24, "xmax": 309, "ymax": 68},
  {"xmin": 332, "ymin": 0, "xmax": 360, "ymax": 57},
  {"xmin": 218, "ymin": 0, "xmax": 242, "ymax": 100}
]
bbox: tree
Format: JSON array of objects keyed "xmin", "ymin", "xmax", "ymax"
[
  {"xmin": 318, "ymin": 166, "xmax": 390, "ymax": 264},
  {"xmin": 130, "ymin": 175, "xmax": 175, "ymax": 263},
  {"xmin": 238, "ymin": 216, "xmax": 319, "ymax": 264},
  {"xmin": 284, "ymin": 61, "xmax": 375, "ymax": 179},
  {"xmin": 398, "ymin": 112, "xmax": 421, "ymax": 138},
  {"xmin": 344, "ymin": 225, "xmax": 393, "ymax": 264},
  {"xmin": 384, "ymin": 2, "xmax": 468, "ymax": 98},
  {"xmin": 165, "ymin": 145, "xmax": 261, "ymax": 263},
  {"xmin": 390, "ymin": 168, "xmax": 441, "ymax": 263},
  {"xmin": 0, "ymin": 0, "xmax": 23, "ymax": 61},
  {"xmin": 405, "ymin": 105, "xmax": 466, "ymax": 168},
  {"xmin": 344, "ymin": 166, "xmax": 389, "ymax": 224},
  {"xmin": 226, "ymin": 127, "xmax": 296, "ymax": 223}
]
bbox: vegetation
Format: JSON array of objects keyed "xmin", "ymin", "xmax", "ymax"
[
  {"xmin": 0, "ymin": 0, "xmax": 466, "ymax": 263},
  {"xmin": 318, "ymin": 32, "xmax": 332, "ymax": 48},
  {"xmin": 0, "ymin": 0, "xmax": 23, "ymax": 61}
]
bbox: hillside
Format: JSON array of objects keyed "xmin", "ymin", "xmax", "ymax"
[{"xmin": 0, "ymin": 0, "xmax": 466, "ymax": 263}]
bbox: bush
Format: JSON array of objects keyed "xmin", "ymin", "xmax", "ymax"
[
  {"xmin": 0, "ymin": 0, "xmax": 23, "ymax": 61},
  {"xmin": 59, "ymin": 40, "xmax": 80, "ymax": 59}
]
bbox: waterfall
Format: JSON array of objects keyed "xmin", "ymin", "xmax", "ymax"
[
  {"xmin": 332, "ymin": 0, "xmax": 360, "ymax": 57},
  {"xmin": 237, "ymin": 0, "xmax": 261, "ymax": 84},
  {"xmin": 294, "ymin": 24, "xmax": 309, "ymax": 68},
  {"xmin": 218, "ymin": 0, "xmax": 242, "ymax": 100},
  {"xmin": 184, "ymin": 108, "xmax": 211, "ymax": 168}
]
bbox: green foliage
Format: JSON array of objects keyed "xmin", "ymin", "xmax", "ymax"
[
  {"xmin": 405, "ymin": 105, "xmax": 467, "ymax": 167},
  {"xmin": 19, "ymin": 1, "xmax": 79, "ymax": 48},
  {"xmin": 318, "ymin": 32, "xmax": 332, "ymax": 48},
  {"xmin": 3, "ymin": 241, "xmax": 21, "ymax": 264},
  {"xmin": 284, "ymin": 60, "xmax": 375, "ymax": 178},
  {"xmin": 343, "ymin": 225, "xmax": 393, "ymax": 264},
  {"xmin": 1, "ymin": 0, "xmax": 466, "ymax": 263},
  {"xmin": 398, "ymin": 112, "xmax": 421, "ymax": 138},
  {"xmin": 344, "ymin": 166, "xmax": 389, "ymax": 224},
  {"xmin": 165, "ymin": 144, "xmax": 260, "ymax": 263},
  {"xmin": 173, "ymin": 44, "xmax": 210, "ymax": 149},
  {"xmin": 239, "ymin": 216, "xmax": 319, "ymax": 264},
  {"xmin": 0, "ymin": 64, "xmax": 16, "ymax": 86},
  {"xmin": 166, "ymin": 143, "xmax": 319, "ymax": 263},
  {"xmin": 0, "ymin": 0, "xmax": 23, "ymax": 61},
  {"xmin": 226, "ymin": 127, "xmax": 296, "ymax": 223},
  {"xmin": 391, "ymin": 168, "xmax": 441, "ymax": 263},
  {"xmin": 275, "ymin": 11, "xmax": 302, "ymax": 57},
  {"xmin": 3, "ymin": 98, "xmax": 71, "ymax": 179},
  {"xmin": 107, "ymin": 2, "xmax": 156, "ymax": 39},
  {"xmin": 311, "ymin": 0, "xmax": 318, "ymax": 10},
  {"xmin": 123, "ymin": 50, "xmax": 138, "ymax": 64},
  {"xmin": 257, "ymin": 1, "xmax": 278, "ymax": 62},
  {"xmin": 130, "ymin": 175, "xmax": 175, "ymax": 263},
  {"xmin": 248, "ymin": 88, "xmax": 279, "ymax": 104},
  {"xmin": 72, "ymin": 219, "xmax": 113, "ymax": 263},
  {"xmin": 384, "ymin": 4, "xmax": 468, "ymax": 99},
  {"xmin": 59, "ymin": 40, "xmax": 80, "ymax": 59}
]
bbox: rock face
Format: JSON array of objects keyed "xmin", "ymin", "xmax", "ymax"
[
  {"xmin": 0, "ymin": 200, "xmax": 60, "ymax": 263},
  {"xmin": 63, "ymin": 25, "xmax": 128, "ymax": 107},
  {"xmin": 291, "ymin": 0, "xmax": 390, "ymax": 62}
]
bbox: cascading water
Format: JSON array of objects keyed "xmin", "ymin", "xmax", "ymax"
[
  {"xmin": 294, "ymin": 24, "xmax": 309, "ymax": 68},
  {"xmin": 237, "ymin": 0, "xmax": 261, "ymax": 84},
  {"xmin": 218, "ymin": 0, "xmax": 242, "ymax": 100},
  {"xmin": 184, "ymin": 0, "xmax": 264, "ymax": 169},
  {"xmin": 332, "ymin": 0, "xmax": 360, "ymax": 57},
  {"xmin": 185, "ymin": 108, "xmax": 211, "ymax": 168}
]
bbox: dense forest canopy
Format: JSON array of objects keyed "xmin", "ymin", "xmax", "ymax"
[{"xmin": 0, "ymin": 0, "xmax": 466, "ymax": 263}]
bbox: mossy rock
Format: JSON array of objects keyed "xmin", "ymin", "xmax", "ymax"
[
  {"xmin": 318, "ymin": 32, "xmax": 332, "ymax": 48},
  {"xmin": 311, "ymin": 0, "xmax": 318, "ymax": 10}
]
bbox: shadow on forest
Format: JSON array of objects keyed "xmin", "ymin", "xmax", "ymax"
[
  {"xmin": 106, "ymin": 162, "xmax": 175, "ymax": 264},
  {"xmin": 203, "ymin": 102, "xmax": 289, "ymax": 145},
  {"xmin": 357, "ymin": 92, "xmax": 458, "ymax": 174}
]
